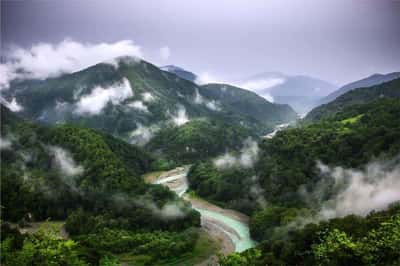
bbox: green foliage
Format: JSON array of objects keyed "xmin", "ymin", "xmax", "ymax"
[
  {"xmin": 218, "ymin": 248, "xmax": 262, "ymax": 266},
  {"xmin": 147, "ymin": 118, "xmax": 255, "ymax": 163},
  {"xmin": 256, "ymin": 99, "xmax": 400, "ymax": 207},
  {"xmin": 187, "ymin": 160, "xmax": 258, "ymax": 214},
  {"xmin": 1, "ymin": 224, "xmax": 87, "ymax": 266}
]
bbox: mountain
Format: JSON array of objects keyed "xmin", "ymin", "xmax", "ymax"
[
  {"xmin": 306, "ymin": 77, "xmax": 400, "ymax": 121},
  {"xmin": 160, "ymin": 65, "xmax": 198, "ymax": 82},
  {"xmin": 320, "ymin": 72, "xmax": 400, "ymax": 104},
  {"xmin": 2, "ymin": 57, "xmax": 297, "ymax": 146},
  {"xmin": 237, "ymin": 72, "xmax": 337, "ymax": 114}
]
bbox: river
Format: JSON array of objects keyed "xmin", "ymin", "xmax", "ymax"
[{"xmin": 150, "ymin": 166, "xmax": 257, "ymax": 254}]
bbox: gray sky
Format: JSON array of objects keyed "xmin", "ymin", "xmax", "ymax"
[{"xmin": 2, "ymin": 0, "xmax": 400, "ymax": 85}]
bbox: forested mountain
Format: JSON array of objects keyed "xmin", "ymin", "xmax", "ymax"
[
  {"xmin": 2, "ymin": 57, "xmax": 296, "ymax": 144},
  {"xmin": 189, "ymin": 98, "xmax": 400, "ymax": 265},
  {"xmin": 320, "ymin": 71, "xmax": 400, "ymax": 104},
  {"xmin": 1, "ymin": 105, "xmax": 201, "ymax": 265},
  {"xmin": 306, "ymin": 77, "xmax": 400, "ymax": 121}
]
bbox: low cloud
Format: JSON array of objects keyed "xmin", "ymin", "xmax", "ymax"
[
  {"xmin": 129, "ymin": 123, "xmax": 159, "ymax": 146},
  {"xmin": 193, "ymin": 89, "xmax": 221, "ymax": 111},
  {"xmin": 128, "ymin": 100, "xmax": 149, "ymax": 112},
  {"xmin": 0, "ymin": 39, "xmax": 142, "ymax": 89},
  {"xmin": 142, "ymin": 92, "xmax": 155, "ymax": 102},
  {"xmin": 48, "ymin": 146, "xmax": 84, "ymax": 177},
  {"xmin": 214, "ymin": 138, "xmax": 259, "ymax": 169},
  {"xmin": 74, "ymin": 78, "xmax": 133, "ymax": 115},
  {"xmin": 316, "ymin": 158, "xmax": 400, "ymax": 219},
  {"xmin": 170, "ymin": 105, "xmax": 189, "ymax": 126},
  {"xmin": 0, "ymin": 136, "xmax": 12, "ymax": 150},
  {"xmin": 159, "ymin": 46, "xmax": 171, "ymax": 61},
  {"xmin": 0, "ymin": 96, "xmax": 23, "ymax": 112}
]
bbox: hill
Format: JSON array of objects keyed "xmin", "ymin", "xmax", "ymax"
[
  {"xmin": 306, "ymin": 77, "xmax": 400, "ymax": 121},
  {"xmin": 320, "ymin": 71, "xmax": 400, "ymax": 104}
]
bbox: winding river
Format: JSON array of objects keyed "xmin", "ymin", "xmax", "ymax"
[{"xmin": 151, "ymin": 166, "xmax": 257, "ymax": 254}]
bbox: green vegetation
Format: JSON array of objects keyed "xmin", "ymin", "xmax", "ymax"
[
  {"xmin": 1, "ymin": 105, "xmax": 201, "ymax": 265},
  {"xmin": 218, "ymin": 204, "xmax": 400, "ymax": 266},
  {"xmin": 147, "ymin": 118, "xmax": 254, "ymax": 164},
  {"xmin": 187, "ymin": 99, "xmax": 400, "ymax": 265},
  {"xmin": 306, "ymin": 77, "xmax": 400, "ymax": 121}
]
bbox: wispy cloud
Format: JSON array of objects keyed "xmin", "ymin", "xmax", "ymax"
[
  {"xmin": 0, "ymin": 96, "xmax": 23, "ymax": 112},
  {"xmin": 0, "ymin": 39, "xmax": 142, "ymax": 89},
  {"xmin": 74, "ymin": 78, "xmax": 133, "ymax": 115},
  {"xmin": 316, "ymin": 158, "xmax": 400, "ymax": 218},
  {"xmin": 213, "ymin": 138, "xmax": 259, "ymax": 169},
  {"xmin": 170, "ymin": 105, "xmax": 190, "ymax": 126}
]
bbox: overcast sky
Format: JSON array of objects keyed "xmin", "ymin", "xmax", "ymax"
[{"xmin": 2, "ymin": 0, "xmax": 400, "ymax": 85}]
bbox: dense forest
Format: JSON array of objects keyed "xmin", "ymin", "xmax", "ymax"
[
  {"xmin": 189, "ymin": 98, "xmax": 400, "ymax": 265},
  {"xmin": 1, "ymin": 104, "xmax": 201, "ymax": 265}
]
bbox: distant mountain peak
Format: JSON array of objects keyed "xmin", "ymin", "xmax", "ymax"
[{"xmin": 160, "ymin": 65, "xmax": 197, "ymax": 82}]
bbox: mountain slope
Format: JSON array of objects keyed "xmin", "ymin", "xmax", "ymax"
[
  {"xmin": 2, "ymin": 57, "xmax": 296, "ymax": 144},
  {"xmin": 306, "ymin": 77, "xmax": 400, "ymax": 121},
  {"xmin": 200, "ymin": 83, "xmax": 297, "ymax": 126},
  {"xmin": 161, "ymin": 65, "xmax": 197, "ymax": 82},
  {"xmin": 321, "ymin": 72, "xmax": 400, "ymax": 104}
]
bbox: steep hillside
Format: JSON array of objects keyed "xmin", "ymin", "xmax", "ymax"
[
  {"xmin": 306, "ymin": 77, "xmax": 400, "ymax": 121},
  {"xmin": 321, "ymin": 72, "xmax": 400, "ymax": 104},
  {"xmin": 200, "ymin": 83, "xmax": 297, "ymax": 127},
  {"xmin": 2, "ymin": 57, "xmax": 297, "ymax": 145}
]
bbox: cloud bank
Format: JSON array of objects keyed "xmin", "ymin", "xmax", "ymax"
[
  {"xmin": 0, "ymin": 39, "xmax": 142, "ymax": 90},
  {"xmin": 316, "ymin": 158, "xmax": 400, "ymax": 219}
]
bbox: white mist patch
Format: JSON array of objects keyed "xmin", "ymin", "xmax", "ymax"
[
  {"xmin": 2, "ymin": 39, "xmax": 142, "ymax": 82},
  {"xmin": 48, "ymin": 146, "xmax": 84, "ymax": 176},
  {"xmin": 129, "ymin": 123, "xmax": 159, "ymax": 146},
  {"xmin": 214, "ymin": 138, "xmax": 259, "ymax": 169},
  {"xmin": 127, "ymin": 100, "xmax": 148, "ymax": 112},
  {"xmin": 0, "ymin": 136, "xmax": 12, "ymax": 150},
  {"xmin": 0, "ymin": 97, "xmax": 23, "ymax": 112},
  {"xmin": 317, "ymin": 158, "xmax": 400, "ymax": 219},
  {"xmin": 170, "ymin": 105, "xmax": 189, "ymax": 126},
  {"xmin": 142, "ymin": 92, "xmax": 155, "ymax": 102},
  {"xmin": 193, "ymin": 89, "xmax": 221, "ymax": 111},
  {"xmin": 75, "ymin": 78, "xmax": 133, "ymax": 115},
  {"xmin": 133, "ymin": 198, "xmax": 186, "ymax": 220}
]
